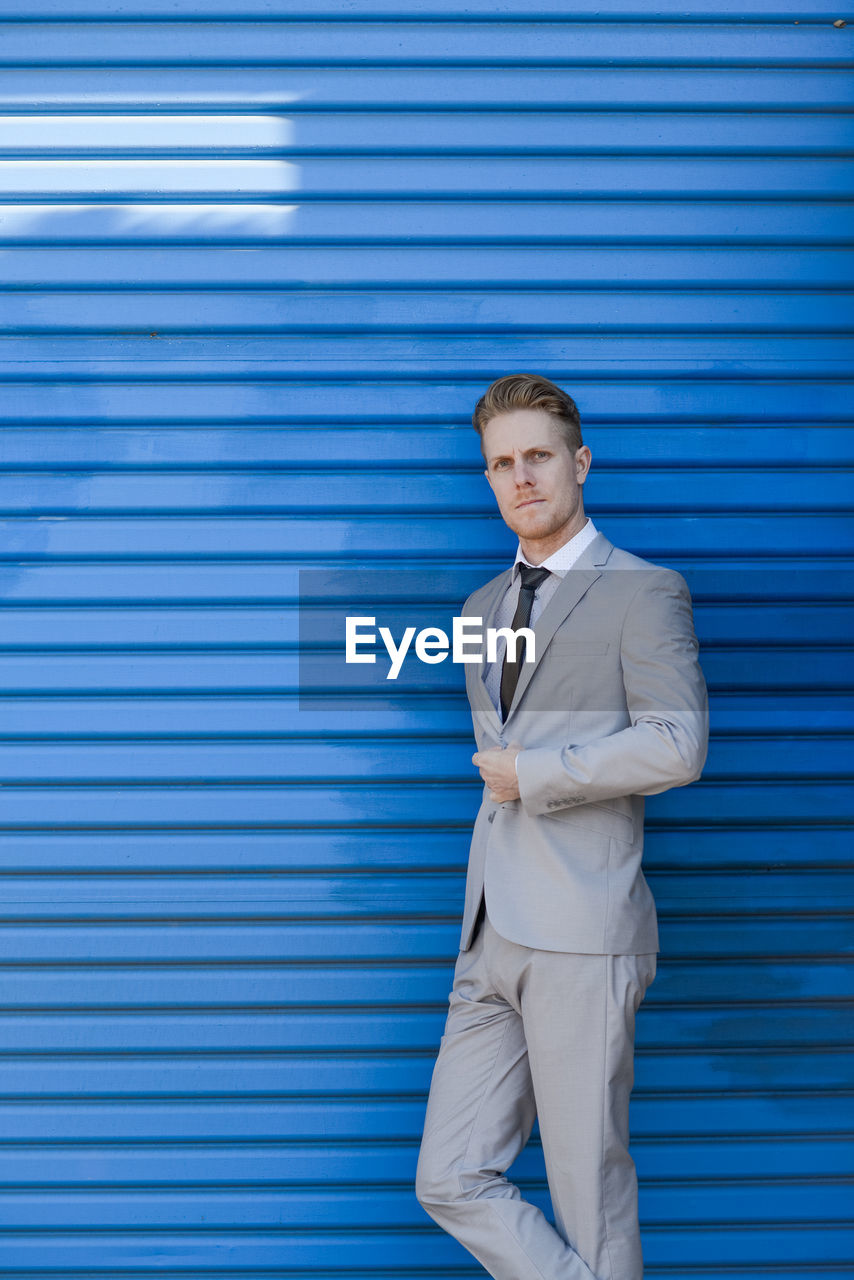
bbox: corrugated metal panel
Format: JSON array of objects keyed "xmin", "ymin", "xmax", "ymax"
[{"xmin": 0, "ymin": 1, "xmax": 851, "ymax": 1274}]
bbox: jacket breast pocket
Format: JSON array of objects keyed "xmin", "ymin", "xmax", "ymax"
[{"xmin": 548, "ymin": 640, "xmax": 610, "ymax": 656}]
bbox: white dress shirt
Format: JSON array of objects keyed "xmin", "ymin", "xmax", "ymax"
[{"xmin": 484, "ymin": 516, "xmax": 599, "ymax": 718}]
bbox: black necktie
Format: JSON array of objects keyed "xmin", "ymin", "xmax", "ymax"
[{"xmin": 500, "ymin": 564, "xmax": 551, "ymax": 719}]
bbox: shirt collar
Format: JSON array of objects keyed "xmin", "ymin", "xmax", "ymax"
[{"xmin": 513, "ymin": 517, "xmax": 597, "ymax": 579}]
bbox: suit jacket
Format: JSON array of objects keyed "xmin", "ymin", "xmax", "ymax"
[{"xmin": 459, "ymin": 529, "xmax": 709, "ymax": 955}]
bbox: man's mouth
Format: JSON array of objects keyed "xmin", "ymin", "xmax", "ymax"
[{"xmin": 516, "ymin": 498, "xmax": 544, "ymax": 509}]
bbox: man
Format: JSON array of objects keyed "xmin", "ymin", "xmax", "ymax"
[{"xmin": 415, "ymin": 373, "xmax": 709, "ymax": 1280}]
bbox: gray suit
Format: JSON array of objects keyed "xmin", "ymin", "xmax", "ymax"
[{"xmin": 416, "ymin": 529, "xmax": 709, "ymax": 1280}]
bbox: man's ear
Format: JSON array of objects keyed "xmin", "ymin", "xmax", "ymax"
[
  {"xmin": 576, "ymin": 445, "xmax": 592, "ymax": 484},
  {"xmin": 484, "ymin": 466, "xmax": 495, "ymax": 493}
]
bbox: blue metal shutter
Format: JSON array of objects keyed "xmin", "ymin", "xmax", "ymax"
[{"xmin": 0, "ymin": 2, "xmax": 851, "ymax": 1274}]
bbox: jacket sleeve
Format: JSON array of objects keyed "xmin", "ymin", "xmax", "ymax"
[{"xmin": 515, "ymin": 568, "xmax": 709, "ymax": 815}]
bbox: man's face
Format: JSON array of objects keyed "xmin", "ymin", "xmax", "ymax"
[{"xmin": 481, "ymin": 408, "xmax": 591, "ymax": 547}]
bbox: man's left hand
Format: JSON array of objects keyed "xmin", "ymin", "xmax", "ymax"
[{"xmin": 472, "ymin": 742, "xmax": 522, "ymax": 803}]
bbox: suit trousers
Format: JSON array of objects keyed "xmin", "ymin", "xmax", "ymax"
[{"xmin": 415, "ymin": 896, "xmax": 656, "ymax": 1280}]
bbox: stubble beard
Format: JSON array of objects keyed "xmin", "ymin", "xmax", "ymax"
[{"xmin": 510, "ymin": 499, "xmax": 579, "ymax": 545}]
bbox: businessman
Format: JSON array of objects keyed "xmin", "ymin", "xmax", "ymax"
[{"xmin": 415, "ymin": 374, "xmax": 709, "ymax": 1280}]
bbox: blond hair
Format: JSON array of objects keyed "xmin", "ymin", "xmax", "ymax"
[{"xmin": 472, "ymin": 373, "xmax": 582, "ymax": 455}]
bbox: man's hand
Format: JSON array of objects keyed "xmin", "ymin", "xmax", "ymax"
[{"xmin": 472, "ymin": 742, "xmax": 522, "ymax": 803}]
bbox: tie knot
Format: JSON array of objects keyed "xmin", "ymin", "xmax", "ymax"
[{"xmin": 518, "ymin": 564, "xmax": 551, "ymax": 592}]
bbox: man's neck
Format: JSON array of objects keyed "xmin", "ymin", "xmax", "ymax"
[{"xmin": 519, "ymin": 513, "xmax": 588, "ymax": 566}]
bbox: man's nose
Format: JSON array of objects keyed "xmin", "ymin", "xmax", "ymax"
[{"xmin": 513, "ymin": 461, "xmax": 534, "ymax": 485}]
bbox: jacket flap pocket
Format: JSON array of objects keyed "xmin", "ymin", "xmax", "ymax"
[{"xmin": 545, "ymin": 799, "xmax": 633, "ymax": 840}]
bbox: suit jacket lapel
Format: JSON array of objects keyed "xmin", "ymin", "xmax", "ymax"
[{"xmin": 504, "ymin": 531, "xmax": 613, "ymax": 722}]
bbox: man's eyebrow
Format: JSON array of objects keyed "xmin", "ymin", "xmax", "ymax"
[{"xmin": 487, "ymin": 444, "xmax": 553, "ymax": 464}]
